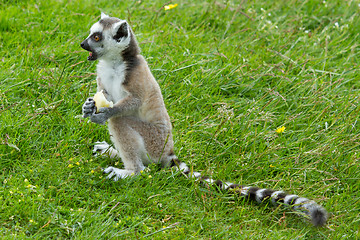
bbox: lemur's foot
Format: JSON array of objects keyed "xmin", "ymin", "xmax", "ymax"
[
  {"xmin": 93, "ymin": 141, "xmax": 118, "ymax": 158},
  {"xmin": 103, "ymin": 167, "xmax": 136, "ymax": 181},
  {"xmin": 82, "ymin": 97, "xmax": 96, "ymax": 118}
]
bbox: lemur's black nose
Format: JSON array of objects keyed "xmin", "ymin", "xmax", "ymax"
[{"xmin": 80, "ymin": 40, "xmax": 90, "ymax": 51}]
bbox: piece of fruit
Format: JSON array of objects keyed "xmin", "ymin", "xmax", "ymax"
[{"xmin": 93, "ymin": 90, "xmax": 113, "ymax": 112}]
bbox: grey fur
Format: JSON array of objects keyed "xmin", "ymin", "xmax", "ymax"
[{"xmin": 80, "ymin": 13, "xmax": 328, "ymax": 227}]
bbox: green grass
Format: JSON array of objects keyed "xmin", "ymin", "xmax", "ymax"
[{"xmin": 1, "ymin": 0, "xmax": 360, "ymax": 238}]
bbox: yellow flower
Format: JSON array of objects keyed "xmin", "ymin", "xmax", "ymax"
[
  {"xmin": 90, "ymin": 170, "xmax": 95, "ymax": 174},
  {"xmin": 164, "ymin": 3, "xmax": 178, "ymax": 11},
  {"xmin": 68, "ymin": 164, "xmax": 74, "ymax": 168},
  {"xmin": 75, "ymin": 162, "xmax": 80, "ymax": 166},
  {"xmin": 276, "ymin": 126, "xmax": 286, "ymax": 134},
  {"xmin": 148, "ymin": 175, "xmax": 152, "ymax": 178}
]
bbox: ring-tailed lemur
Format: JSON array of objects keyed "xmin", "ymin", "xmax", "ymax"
[{"xmin": 80, "ymin": 13, "xmax": 328, "ymax": 226}]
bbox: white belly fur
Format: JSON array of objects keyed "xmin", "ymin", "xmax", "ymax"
[{"xmin": 97, "ymin": 60, "xmax": 128, "ymax": 103}]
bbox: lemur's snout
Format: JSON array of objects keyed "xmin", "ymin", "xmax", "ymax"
[{"xmin": 80, "ymin": 40, "xmax": 89, "ymax": 51}]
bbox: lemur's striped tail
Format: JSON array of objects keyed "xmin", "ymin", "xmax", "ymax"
[{"xmin": 171, "ymin": 160, "xmax": 328, "ymax": 226}]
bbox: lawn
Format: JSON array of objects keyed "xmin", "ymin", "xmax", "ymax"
[{"xmin": 1, "ymin": 0, "xmax": 359, "ymax": 239}]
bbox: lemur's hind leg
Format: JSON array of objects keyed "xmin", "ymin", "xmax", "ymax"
[
  {"xmin": 103, "ymin": 116, "xmax": 174, "ymax": 180},
  {"xmin": 104, "ymin": 117, "xmax": 150, "ymax": 180}
]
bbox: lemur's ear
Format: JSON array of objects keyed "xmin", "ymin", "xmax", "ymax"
[
  {"xmin": 113, "ymin": 21, "xmax": 128, "ymax": 42},
  {"xmin": 101, "ymin": 12, "xmax": 109, "ymax": 19}
]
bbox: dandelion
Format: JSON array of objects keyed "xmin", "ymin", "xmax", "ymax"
[
  {"xmin": 276, "ymin": 126, "xmax": 286, "ymax": 134},
  {"xmin": 164, "ymin": 3, "xmax": 178, "ymax": 11}
]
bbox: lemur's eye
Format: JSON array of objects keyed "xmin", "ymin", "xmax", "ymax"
[{"xmin": 94, "ymin": 35, "xmax": 100, "ymax": 42}]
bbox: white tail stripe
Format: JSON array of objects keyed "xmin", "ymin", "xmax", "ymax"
[
  {"xmin": 284, "ymin": 195, "xmax": 298, "ymax": 205},
  {"xmin": 294, "ymin": 197, "xmax": 309, "ymax": 205},
  {"xmin": 191, "ymin": 172, "xmax": 201, "ymax": 178},
  {"xmin": 255, "ymin": 189, "xmax": 267, "ymax": 203},
  {"xmin": 204, "ymin": 178, "xmax": 215, "ymax": 184},
  {"xmin": 222, "ymin": 182, "xmax": 233, "ymax": 190},
  {"xmin": 241, "ymin": 186, "xmax": 250, "ymax": 196},
  {"xmin": 292, "ymin": 197, "xmax": 310, "ymax": 209},
  {"xmin": 179, "ymin": 162, "xmax": 189, "ymax": 172}
]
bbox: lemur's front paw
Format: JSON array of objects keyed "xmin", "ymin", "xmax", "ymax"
[
  {"xmin": 82, "ymin": 97, "xmax": 96, "ymax": 118},
  {"xmin": 90, "ymin": 107, "xmax": 111, "ymax": 125}
]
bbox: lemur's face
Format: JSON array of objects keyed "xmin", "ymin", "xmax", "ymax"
[{"xmin": 81, "ymin": 14, "xmax": 131, "ymax": 61}]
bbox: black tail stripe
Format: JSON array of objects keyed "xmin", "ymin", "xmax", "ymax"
[
  {"xmin": 247, "ymin": 187, "xmax": 260, "ymax": 201},
  {"xmin": 215, "ymin": 180, "xmax": 223, "ymax": 188},
  {"xmin": 261, "ymin": 189, "xmax": 275, "ymax": 201},
  {"xmin": 229, "ymin": 184, "xmax": 240, "ymax": 189},
  {"xmin": 169, "ymin": 158, "xmax": 180, "ymax": 167},
  {"xmin": 275, "ymin": 192, "xmax": 287, "ymax": 203}
]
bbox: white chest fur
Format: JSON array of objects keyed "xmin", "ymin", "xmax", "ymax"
[{"xmin": 97, "ymin": 60, "xmax": 128, "ymax": 103}]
